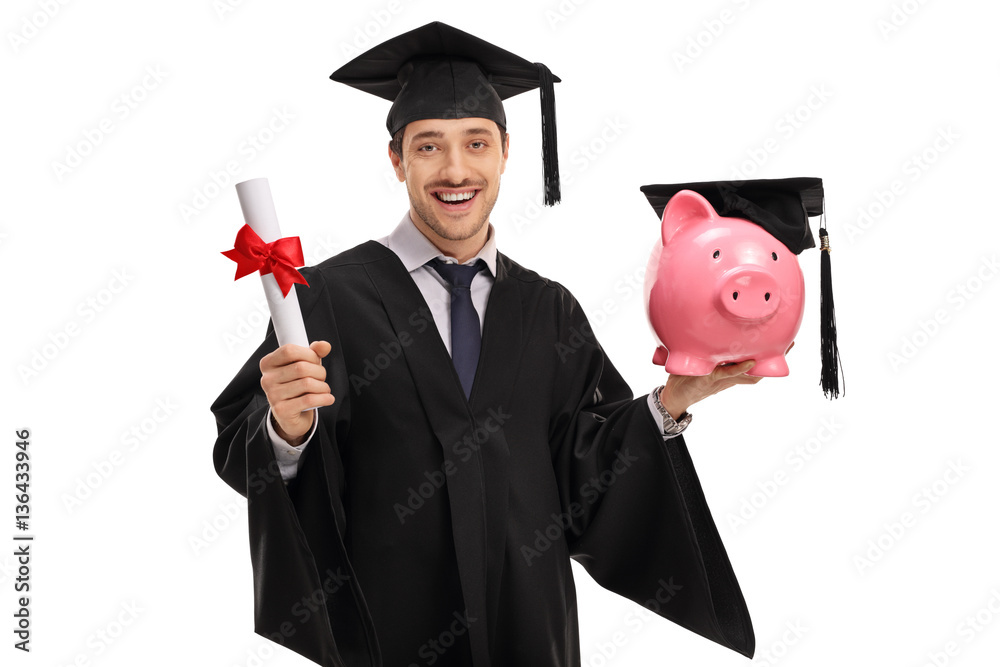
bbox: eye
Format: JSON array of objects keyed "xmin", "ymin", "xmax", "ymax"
[
  {"xmin": 469, "ymin": 140, "xmax": 486, "ymax": 149},
  {"xmin": 712, "ymin": 249, "xmax": 721, "ymax": 259},
  {"xmin": 771, "ymin": 252, "xmax": 778, "ymax": 261}
]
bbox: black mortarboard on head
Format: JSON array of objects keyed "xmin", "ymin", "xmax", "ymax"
[
  {"xmin": 640, "ymin": 177, "xmax": 844, "ymax": 398},
  {"xmin": 330, "ymin": 21, "xmax": 562, "ymax": 205}
]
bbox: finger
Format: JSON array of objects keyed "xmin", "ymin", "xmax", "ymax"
[
  {"xmin": 722, "ymin": 370, "xmax": 763, "ymax": 385},
  {"xmin": 261, "ymin": 343, "xmax": 323, "ymax": 372},
  {"xmin": 260, "ymin": 366, "xmax": 326, "ymax": 397},
  {"xmin": 713, "ymin": 360, "xmax": 756, "ymax": 379},
  {"xmin": 273, "ymin": 392, "xmax": 336, "ymax": 422},
  {"xmin": 310, "ymin": 340, "xmax": 332, "ymax": 359},
  {"xmin": 266, "ymin": 359, "xmax": 328, "ymax": 385},
  {"xmin": 265, "ymin": 376, "xmax": 332, "ymax": 402}
]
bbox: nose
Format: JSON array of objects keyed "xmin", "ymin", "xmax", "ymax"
[
  {"xmin": 718, "ymin": 267, "xmax": 780, "ymax": 320},
  {"xmin": 440, "ymin": 147, "xmax": 472, "ymax": 184}
]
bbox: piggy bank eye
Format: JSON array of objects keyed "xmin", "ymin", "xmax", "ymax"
[
  {"xmin": 771, "ymin": 252, "xmax": 778, "ymax": 261},
  {"xmin": 712, "ymin": 249, "xmax": 721, "ymax": 259}
]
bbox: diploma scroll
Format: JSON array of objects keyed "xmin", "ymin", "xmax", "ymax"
[{"xmin": 234, "ymin": 178, "xmax": 310, "ymax": 349}]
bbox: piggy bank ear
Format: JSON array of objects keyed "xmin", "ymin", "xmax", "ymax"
[{"xmin": 660, "ymin": 189, "xmax": 718, "ymax": 246}]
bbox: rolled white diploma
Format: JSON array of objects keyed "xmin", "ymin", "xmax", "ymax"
[{"xmin": 235, "ymin": 177, "xmax": 309, "ymax": 349}]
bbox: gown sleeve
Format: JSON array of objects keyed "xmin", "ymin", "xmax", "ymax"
[
  {"xmin": 211, "ymin": 268, "xmax": 381, "ymax": 667},
  {"xmin": 548, "ymin": 293, "xmax": 755, "ymax": 659}
]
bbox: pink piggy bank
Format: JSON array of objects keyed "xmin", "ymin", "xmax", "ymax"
[{"xmin": 644, "ymin": 189, "xmax": 804, "ymax": 377}]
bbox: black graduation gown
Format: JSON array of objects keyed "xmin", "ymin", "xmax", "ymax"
[{"xmin": 212, "ymin": 241, "xmax": 754, "ymax": 666}]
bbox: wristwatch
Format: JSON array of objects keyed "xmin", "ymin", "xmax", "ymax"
[{"xmin": 652, "ymin": 385, "xmax": 692, "ymax": 436}]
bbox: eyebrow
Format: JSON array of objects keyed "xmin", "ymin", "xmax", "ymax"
[{"xmin": 408, "ymin": 127, "xmax": 496, "ymax": 144}]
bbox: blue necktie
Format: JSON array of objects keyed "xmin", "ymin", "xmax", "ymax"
[{"xmin": 428, "ymin": 258, "xmax": 486, "ymax": 398}]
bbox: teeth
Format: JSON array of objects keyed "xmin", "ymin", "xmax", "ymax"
[{"xmin": 437, "ymin": 191, "xmax": 476, "ymax": 202}]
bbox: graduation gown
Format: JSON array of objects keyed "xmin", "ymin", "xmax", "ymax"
[{"xmin": 212, "ymin": 240, "xmax": 754, "ymax": 666}]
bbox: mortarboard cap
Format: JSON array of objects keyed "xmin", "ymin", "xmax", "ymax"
[
  {"xmin": 639, "ymin": 177, "xmax": 824, "ymax": 256},
  {"xmin": 640, "ymin": 177, "xmax": 843, "ymax": 398},
  {"xmin": 330, "ymin": 21, "xmax": 562, "ymax": 205}
]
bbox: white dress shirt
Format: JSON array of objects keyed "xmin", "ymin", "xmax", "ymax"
[{"xmin": 268, "ymin": 212, "xmax": 679, "ymax": 480}]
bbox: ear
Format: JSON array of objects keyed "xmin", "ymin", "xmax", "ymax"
[
  {"xmin": 660, "ymin": 189, "xmax": 717, "ymax": 246},
  {"xmin": 389, "ymin": 142, "xmax": 405, "ymax": 183},
  {"xmin": 499, "ymin": 132, "xmax": 509, "ymax": 175}
]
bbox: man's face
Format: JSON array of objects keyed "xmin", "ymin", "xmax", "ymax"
[{"xmin": 390, "ymin": 117, "xmax": 508, "ymax": 246}]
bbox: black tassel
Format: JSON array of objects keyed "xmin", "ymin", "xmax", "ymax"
[
  {"xmin": 535, "ymin": 62, "xmax": 560, "ymax": 206},
  {"xmin": 819, "ymin": 226, "xmax": 844, "ymax": 398}
]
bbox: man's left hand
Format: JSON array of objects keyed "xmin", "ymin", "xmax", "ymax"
[{"xmin": 658, "ymin": 360, "xmax": 762, "ymax": 420}]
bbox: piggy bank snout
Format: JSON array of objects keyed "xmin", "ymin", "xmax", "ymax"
[{"xmin": 718, "ymin": 267, "xmax": 781, "ymax": 320}]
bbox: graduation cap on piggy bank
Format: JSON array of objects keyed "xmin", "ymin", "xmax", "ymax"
[{"xmin": 640, "ymin": 178, "xmax": 843, "ymax": 398}]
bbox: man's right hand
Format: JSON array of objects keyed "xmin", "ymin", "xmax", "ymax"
[{"xmin": 260, "ymin": 340, "xmax": 336, "ymax": 446}]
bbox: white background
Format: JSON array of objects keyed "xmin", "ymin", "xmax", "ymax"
[{"xmin": 3, "ymin": 0, "xmax": 999, "ymax": 665}]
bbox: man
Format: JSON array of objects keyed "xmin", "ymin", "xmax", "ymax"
[{"xmin": 213, "ymin": 21, "xmax": 756, "ymax": 666}]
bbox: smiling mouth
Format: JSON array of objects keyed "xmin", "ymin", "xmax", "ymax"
[
  {"xmin": 431, "ymin": 189, "xmax": 480, "ymax": 211},
  {"xmin": 433, "ymin": 189, "xmax": 478, "ymax": 203}
]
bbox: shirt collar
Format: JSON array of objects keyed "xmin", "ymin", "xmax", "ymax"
[{"xmin": 383, "ymin": 211, "xmax": 497, "ymax": 276}]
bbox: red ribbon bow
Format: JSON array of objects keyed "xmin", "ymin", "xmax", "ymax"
[{"xmin": 222, "ymin": 224, "xmax": 309, "ymax": 297}]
